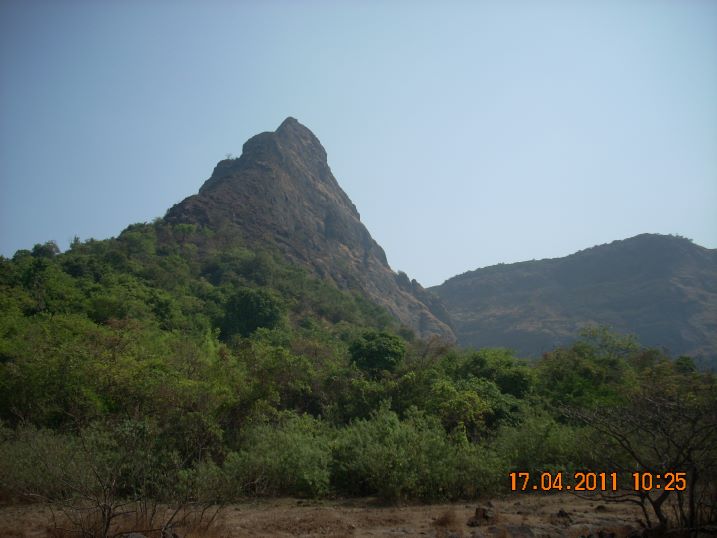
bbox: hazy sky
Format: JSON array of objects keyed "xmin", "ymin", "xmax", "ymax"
[{"xmin": 1, "ymin": 1, "xmax": 715, "ymax": 286}]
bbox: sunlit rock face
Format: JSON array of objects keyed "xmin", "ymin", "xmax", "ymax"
[{"xmin": 166, "ymin": 117, "xmax": 454, "ymax": 340}]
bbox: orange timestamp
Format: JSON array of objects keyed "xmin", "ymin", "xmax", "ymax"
[{"xmin": 509, "ymin": 471, "xmax": 688, "ymax": 492}]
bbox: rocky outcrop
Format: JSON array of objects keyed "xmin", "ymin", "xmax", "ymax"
[{"xmin": 165, "ymin": 118, "xmax": 454, "ymax": 340}]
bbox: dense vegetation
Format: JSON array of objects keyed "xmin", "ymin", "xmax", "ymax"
[{"xmin": 0, "ymin": 221, "xmax": 715, "ymax": 534}]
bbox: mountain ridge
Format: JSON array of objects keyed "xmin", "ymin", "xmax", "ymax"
[
  {"xmin": 439, "ymin": 234, "xmax": 711, "ymax": 283},
  {"xmin": 431, "ymin": 233, "xmax": 717, "ymax": 363}
]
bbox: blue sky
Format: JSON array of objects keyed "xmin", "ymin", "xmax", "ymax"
[{"xmin": 1, "ymin": 0, "xmax": 715, "ymax": 286}]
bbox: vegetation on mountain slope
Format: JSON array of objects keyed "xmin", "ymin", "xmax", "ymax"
[{"xmin": 0, "ymin": 221, "xmax": 715, "ymax": 535}]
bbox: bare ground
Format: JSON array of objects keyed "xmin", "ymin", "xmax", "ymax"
[{"xmin": 0, "ymin": 494, "xmax": 644, "ymax": 538}]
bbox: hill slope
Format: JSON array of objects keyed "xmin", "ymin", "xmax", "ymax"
[
  {"xmin": 431, "ymin": 234, "xmax": 717, "ymax": 362},
  {"xmin": 166, "ymin": 118, "xmax": 453, "ymax": 340}
]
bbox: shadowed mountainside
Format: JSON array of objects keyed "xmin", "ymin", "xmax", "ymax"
[
  {"xmin": 165, "ymin": 117, "xmax": 454, "ymax": 340},
  {"xmin": 431, "ymin": 234, "xmax": 717, "ymax": 363}
]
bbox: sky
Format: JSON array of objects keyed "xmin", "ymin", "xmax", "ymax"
[{"xmin": 1, "ymin": 0, "xmax": 715, "ymax": 287}]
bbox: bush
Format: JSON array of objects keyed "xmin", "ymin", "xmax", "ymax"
[
  {"xmin": 490, "ymin": 408, "xmax": 592, "ymax": 474},
  {"xmin": 0, "ymin": 420, "xmax": 229, "ymax": 537},
  {"xmin": 0, "ymin": 421, "xmax": 169, "ymax": 536},
  {"xmin": 0, "ymin": 423, "xmax": 85, "ymax": 501},
  {"xmin": 331, "ymin": 405, "xmax": 503, "ymax": 502},
  {"xmin": 224, "ymin": 413, "xmax": 331, "ymax": 498}
]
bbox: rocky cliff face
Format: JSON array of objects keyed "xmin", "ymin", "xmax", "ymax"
[
  {"xmin": 431, "ymin": 234, "xmax": 717, "ymax": 364},
  {"xmin": 165, "ymin": 118, "xmax": 454, "ymax": 340}
]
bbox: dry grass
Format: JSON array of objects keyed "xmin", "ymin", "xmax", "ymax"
[
  {"xmin": 432, "ymin": 508, "xmax": 463, "ymax": 538},
  {"xmin": 433, "ymin": 508, "xmax": 459, "ymax": 528},
  {"xmin": 0, "ymin": 493, "xmax": 646, "ymax": 538},
  {"xmin": 0, "ymin": 503, "xmax": 226, "ymax": 538}
]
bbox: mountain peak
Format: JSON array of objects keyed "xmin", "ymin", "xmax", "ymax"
[
  {"xmin": 275, "ymin": 116, "xmax": 316, "ymax": 142},
  {"xmin": 165, "ymin": 120, "xmax": 455, "ymax": 340},
  {"xmin": 272, "ymin": 116, "xmax": 328, "ymax": 164},
  {"xmin": 277, "ymin": 116, "xmax": 302, "ymax": 132}
]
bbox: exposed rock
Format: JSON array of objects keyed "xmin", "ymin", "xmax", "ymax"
[
  {"xmin": 467, "ymin": 504, "xmax": 499, "ymax": 526},
  {"xmin": 166, "ymin": 118, "xmax": 454, "ymax": 340},
  {"xmin": 550, "ymin": 508, "xmax": 573, "ymax": 526}
]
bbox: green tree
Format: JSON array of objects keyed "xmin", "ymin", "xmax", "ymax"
[
  {"xmin": 221, "ymin": 287, "xmax": 284, "ymax": 339},
  {"xmin": 31, "ymin": 241, "xmax": 60, "ymax": 258},
  {"xmin": 349, "ymin": 331, "xmax": 405, "ymax": 376},
  {"xmin": 537, "ymin": 327, "xmax": 638, "ymax": 407}
]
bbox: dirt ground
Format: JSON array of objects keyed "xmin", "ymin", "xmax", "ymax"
[{"xmin": 0, "ymin": 493, "xmax": 645, "ymax": 538}]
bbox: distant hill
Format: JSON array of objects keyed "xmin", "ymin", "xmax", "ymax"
[
  {"xmin": 165, "ymin": 118, "xmax": 454, "ymax": 340},
  {"xmin": 431, "ymin": 234, "xmax": 717, "ymax": 364}
]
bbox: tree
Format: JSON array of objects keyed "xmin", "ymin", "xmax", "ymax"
[
  {"xmin": 31, "ymin": 241, "xmax": 60, "ymax": 258},
  {"xmin": 349, "ymin": 331, "xmax": 405, "ymax": 376},
  {"xmin": 565, "ymin": 365, "xmax": 717, "ymax": 531},
  {"xmin": 537, "ymin": 326, "xmax": 638, "ymax": 407},
  {"xmin": 221, "ymin": 287, "xmax": 284, "ymax": 339}
]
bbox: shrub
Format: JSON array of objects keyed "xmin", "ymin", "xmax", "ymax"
[
  {"xmin": 224, "ymin": 413, "xmax": 331, "ymax": 498},
  {"xmin": 331, "ymin": 405, "xmax": 503, "ymax": 502},
  {"xmin": 0, "ymin": 420, "xmax": 229, "ymax": 537},
  {"xmin": 0, "ymin": 423, "xmax": 85, "ymax": 501},
  {"xmin": 490, "ymin": 408, "xmax": 592, "ymax": 474}
]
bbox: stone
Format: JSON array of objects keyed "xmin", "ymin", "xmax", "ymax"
[{"xmin": 467, "ymin": 504, "xmax": 499, "ymax": 526}]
